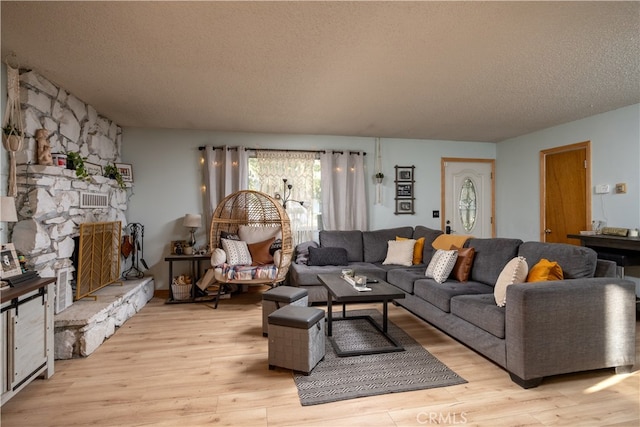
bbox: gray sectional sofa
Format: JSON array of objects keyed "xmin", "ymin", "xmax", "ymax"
[{"xmin": 288, "ymin": 226, "xmax": 637, "ymax": 388}]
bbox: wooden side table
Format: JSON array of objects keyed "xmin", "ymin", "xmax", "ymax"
[{"xmin": 164, "ymin": 254, "xmax": 216, "ymax": 303}]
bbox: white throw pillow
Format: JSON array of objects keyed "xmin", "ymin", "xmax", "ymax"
[
  {"xmin": 494, "ymin": 256, "xmax": 529, "ymax": 307},
  {"xmin": 210, "ymin": 248, "xmax": 227, "ymax": 266},
  {"xmin": 425, "ymin": 249, "xmax": 458, "ymax": 284},
  {"xmin": 382, "ymin": 239, "xmax": 416, "ymax": 266},
  {"xmin": 221, "ymin": 238, "xmax": 252, "ymax": 266},
  {"xmin": 272, "ymin": 249, "xmax": 282, "ymax": 267},
  {"xmin": 238, "ymin": 225, "xmax": 282, "ymax": 244}
]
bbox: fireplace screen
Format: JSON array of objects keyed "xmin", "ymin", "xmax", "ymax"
[{"xmin": 76, "ymin": 221, "xmax": 122, "ymax": 300}]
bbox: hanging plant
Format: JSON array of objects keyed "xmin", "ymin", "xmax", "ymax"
[
  {"xmin": 3, "ymin": 122, "xmax": 23, "ymax": 137},
  {"xmin": 2, "ymin": 64, "xmax": 25, "ymax": 197},
  {"xmin": 103, "ymin": 163, "xmax": 125, "ymax": 189},
  {"xmin": 2, "ymin": 122, "xmax": 23, "ymax": 146}
]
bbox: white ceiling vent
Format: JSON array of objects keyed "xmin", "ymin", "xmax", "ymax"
[{"xmin": 80, "ymin": 192, "xmax": 109, "ymax": 208}]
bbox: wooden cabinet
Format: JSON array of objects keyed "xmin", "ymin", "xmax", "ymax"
[{"xmin": 1, "ymin": 278, "xmax": 55, "ymax": 405}]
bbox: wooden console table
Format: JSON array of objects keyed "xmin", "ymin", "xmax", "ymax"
[
  {"xmin": 568, "ymin": 233, "xmax": 640, "ymax": 277},
  {"xmin": 1, "ymin": 277, "xmax": 55, "ymax": 405}
]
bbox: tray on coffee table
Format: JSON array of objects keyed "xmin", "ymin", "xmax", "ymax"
[{"xmin": 317, "ymin": 273, "xmax": 405, "ymax": 356}]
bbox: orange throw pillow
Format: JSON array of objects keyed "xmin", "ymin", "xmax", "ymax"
[
  {"xmin": 248, "ymin": 237, "xmax": 276, "ymax": 266},
  {"xmin": 397, "ymin": 236, "xmax": 425, "ymax": 264},
  {"xmin": 526, "ymin": 258, "xmax": 564, "ymax": 282},
  {"xmin": 450, "ymin": 245, "xmax": 476, "ymax": 282}
]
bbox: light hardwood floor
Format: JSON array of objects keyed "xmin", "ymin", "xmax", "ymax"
[{"xmin": 1, "ymin": 287, "xmax": 638, "ymax": 426}]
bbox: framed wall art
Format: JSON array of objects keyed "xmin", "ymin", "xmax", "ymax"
[
  {"xmin": 115, "ymin": 163, "xmax": 134, "ymax": 182},
  {"xmin": 1, "ymin": 243, "xmax": 22, "ymax": 279},
  {"xmin": 396, "ymin": 183, "xmax": 413, "ymax": 198},
  {"xmin": 394, "ymin": 165, "xmax": 416, "ymax": 215},
  {"xmin": 85, "ymin": 162, "xmax": 103, "ymax": 176},
  {"xmin": 395, "ymin": 199, "xmax": 415, "ymax": 215},
  {"xmin": 395, "ymin": 165, "xmax": 414, "ymax": 182}
]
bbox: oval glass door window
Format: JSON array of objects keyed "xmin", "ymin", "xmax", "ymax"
[{"xmin": 458, "ymin": 177, "xmax": 477, "ymax": 232}]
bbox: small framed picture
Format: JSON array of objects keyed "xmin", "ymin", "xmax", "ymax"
[
  {"xmin": 396, "ymin": 166, "xmax": 414, "ymax": 182},
  {"xmin": 395, "ymin": 199, "xmax": 415, "ymax": 215},
  {"xmin": 1, "ymin": 243, "xmax": 22, "ymax": 279},
  {"xmin": 396, "ymin": 183, "xmax": 413, "ymax": 198},
  {"xmin": 85, "ymin": 162, "xmax": 103, "ymax": 176},
  {"xmin": 171, "ymin": 240, "xmax": 187, "ymax": 255},
  {"xmin": 115, "ymin": 163, "xmax": 134, "ymax": 182}
]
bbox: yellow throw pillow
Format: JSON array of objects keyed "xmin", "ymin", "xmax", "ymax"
[
  {"xmin": 526, "ymin": 258, "xmax": 564, "ymax": 282},
  {"xmin": 397, "ymin": 236, "xmax": 425, "ymax": 264},
  {"xmin": 431, "ymin": 234, "xmax": 472, "ymax": 251}
]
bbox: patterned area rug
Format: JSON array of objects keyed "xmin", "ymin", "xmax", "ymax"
[{"xmin": 293, "ymin": 309, "xmax": 467, "ymax": 406}]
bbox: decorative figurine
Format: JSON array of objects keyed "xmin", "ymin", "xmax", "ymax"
[{"xmin": 36, "ymin": 129, "xmax": 53, "ymax": 165}]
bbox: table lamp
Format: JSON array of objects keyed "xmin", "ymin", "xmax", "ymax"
[
  {"xmin": 1, "ymin": 196, "xmax": 18, "ymax": 228},
  {"xmin": 183, "ymin": 214, "xmax": 202, "ymax": 248}
]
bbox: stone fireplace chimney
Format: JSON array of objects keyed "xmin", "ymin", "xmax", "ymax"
[{"xmin": 7, "ymin": 70, "xmax": 129, "ymax": 285}]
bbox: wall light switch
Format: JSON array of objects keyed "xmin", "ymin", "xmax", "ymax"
[
  {"xmin": 595, "ymin": 184, "xmax": 610, "ymax": 194},
  {"xmin": 615, "ymin": 183, "xmax": 627, "ymax": 194}
]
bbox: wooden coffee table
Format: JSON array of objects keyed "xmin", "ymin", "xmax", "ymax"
[{"xmin": 317, "ymin": 273, "xmax": 406, "ymax": 356}]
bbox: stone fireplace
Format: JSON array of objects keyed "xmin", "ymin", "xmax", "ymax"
[
  {"xmin": 9, "ymin": 69, "xmax": 127, "ymax": 282},
  {"xmin": 5, "ymin": 69, "xmax": 154, "ymax": 359}
]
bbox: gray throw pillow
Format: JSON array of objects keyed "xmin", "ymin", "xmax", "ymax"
[
  {"xmin": 308, "ymin": 247, "xmax": 349, "ymax": 266},
  {"xmin": 220, "ymin": 231, "xmax": 240, "ymax": 240}
]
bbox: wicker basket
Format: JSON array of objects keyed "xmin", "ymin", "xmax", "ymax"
[{"xmin": 171, "ymin": 282, "xmax": 192, "ymax": 301}]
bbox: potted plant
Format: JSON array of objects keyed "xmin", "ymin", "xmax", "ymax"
[
  {"xmin": 103, "ymin": 163, "xmax": 125, "ymax": 189},
  {"xmin": 375, "ymin": 172, "xmax": 384, "ymax": 184},
  {"xmin": 66, "ymin": 151, "xmax": 90, "ymax": 180},
  {"xmin": 2, "ymin": 122, "xmax": 24, "ymax": 149}
]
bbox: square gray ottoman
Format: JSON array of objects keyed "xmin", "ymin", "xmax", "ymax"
[
  {"xmin": 262, "ymin": 286, "xmax": 308, "ymax": 336},
  {"xmin": 268, "ymin": 305, "xmax": 325, "ymax": 375}
]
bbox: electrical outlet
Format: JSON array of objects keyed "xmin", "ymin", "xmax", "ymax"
[
  {"xmin": 595, "ymin": 184, "xmax": 610, "ymax": 194},
  {"xmin": 432, "ymin": 210, "xmax": 440, "ymax": 218},
  {"xmin": 615, "ymin": 183, "xmax": 627, "ymax": 194}
]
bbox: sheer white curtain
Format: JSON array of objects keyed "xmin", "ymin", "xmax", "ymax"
[
  {"xmin": 203, "ymin": 146, "xmax": 248, "ymax": 232},
  {"xmin": 320, "ymin": 151, "xmax": 367, "ymax": 231},
  {"xmin": 252, "ymin": 151, "xmax": 317, "ymax": 245}
]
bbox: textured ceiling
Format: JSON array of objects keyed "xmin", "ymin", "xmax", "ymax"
[{"xmin": 1, "ymin": 1, "xmax": 639, "ymax": 142}]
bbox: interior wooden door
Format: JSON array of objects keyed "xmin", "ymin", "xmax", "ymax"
[
  {"xmin": 442, "ymin": 159, "xmax": 495, "ymax": 238},
  {"xmin": 540, "ymin": 142, "xmax": 590, "ymax": 244}
]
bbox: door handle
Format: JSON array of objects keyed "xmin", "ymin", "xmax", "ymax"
[{"xmin": 544, "ymin": 229, "xmax": 552, "ymax": 234}]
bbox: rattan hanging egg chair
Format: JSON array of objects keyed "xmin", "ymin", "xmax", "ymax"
[{"xmin": 209, "ymin": 190, "xmax": 293, "ymax": 287}]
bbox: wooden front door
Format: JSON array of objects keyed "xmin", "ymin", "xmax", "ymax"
[{"xmin": 540, "ymin": 142, "xmax": 591, "ymax": 244}]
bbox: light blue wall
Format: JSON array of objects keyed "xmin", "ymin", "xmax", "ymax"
[
  {"xmin": 496, "ymin": 104, "xmax": 640, "ymax": 292},
  {"xmin": 122, "ymin": 129, "xmax": 494, "ymax": 289},
  {"xmin": 496, "ymin": 104, "xmax": 640, "ymax": 241}
]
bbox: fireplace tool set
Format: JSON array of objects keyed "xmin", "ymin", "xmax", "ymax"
[{"xmin": 121, "ymin": 222, "xmax": 149, "ymax": 279}]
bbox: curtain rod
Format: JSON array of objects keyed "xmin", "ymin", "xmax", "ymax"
[{"xmin": 198, "ymin": 146, "xmax": 366, "ymax": 155}]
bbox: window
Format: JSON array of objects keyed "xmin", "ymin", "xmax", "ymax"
[{"xmin": 248, "ymin": 151, "xmax": 321, "ymax": 244}]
